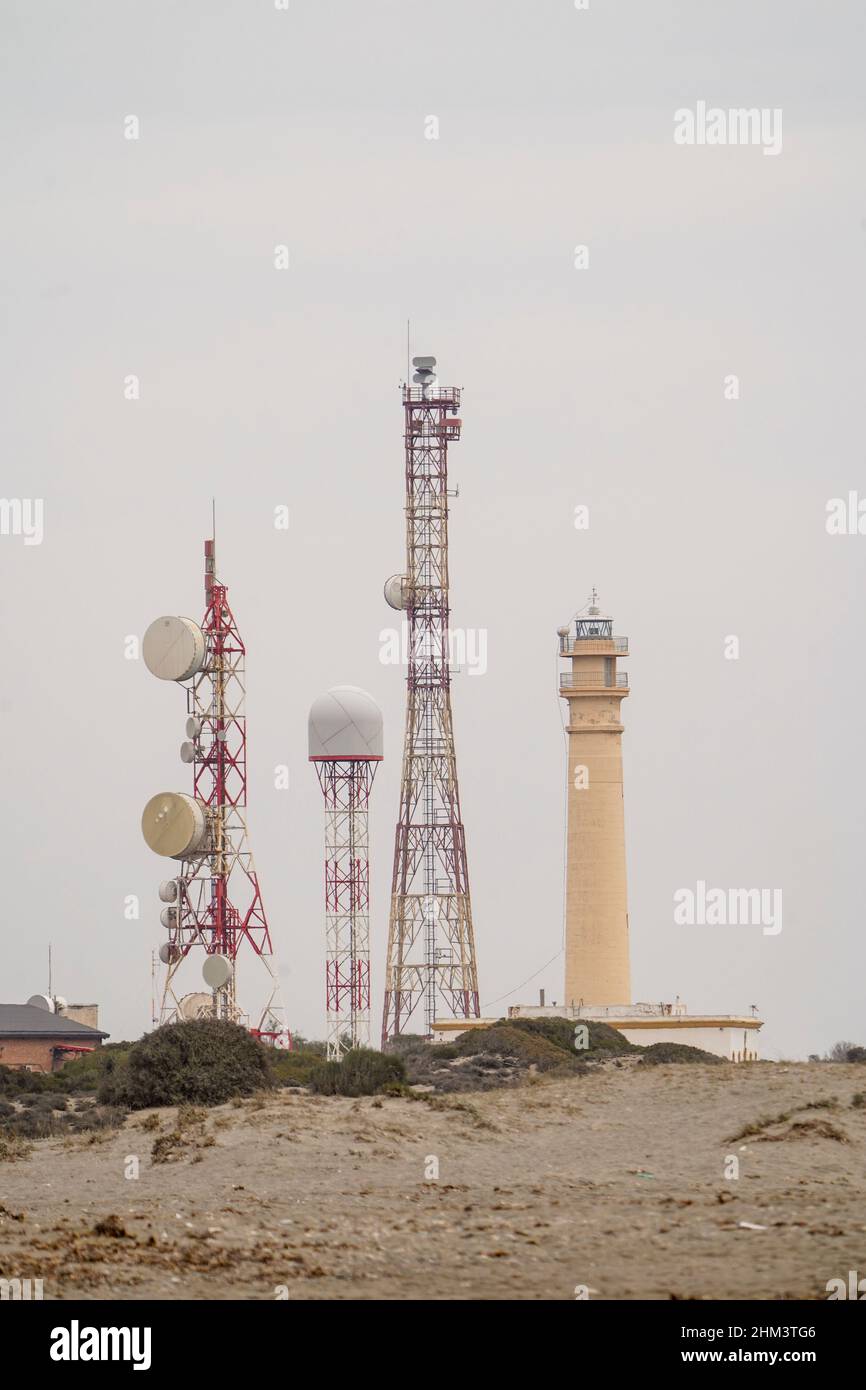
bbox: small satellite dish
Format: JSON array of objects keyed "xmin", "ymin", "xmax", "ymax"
[
  {"xmin": 413, "ymin": 371, "xmax": 436, "ymax": 384},
  {"xmin": 27, "ymin": 993, "xmax": 55, "ymax": 1013},
  {"xmin": 185, "ymin": 716, "xmax": 201, "ymax": 740},
  {"xmin": 158, "ymin": 879, "xmax": 178, "ymax": 904},
  {"xmin": 159, "ymin": 942, "xmax": 181, "ymax": 965},
  {"xmin": 159, "ymin": 906, "xmax": 179, "ymax": 929},
  {"xmin": 384, "ymin": 574, "xmax": 407, "ymax": 610},
  {"xmin": 412, "ymin": 356, "xmax": 437, "ymax": 369},
  {"xmin": 53, "ymin": 996, "xmax": 68, "ymax": 1013},
  {"xmin": 216, "ymin": 730, "xmax": 228, "ymax": 743},
  {"xmin": 202, "ymin": 954, "xmax": 233, "ymax": 990},
  {"xmin": 180, "ymin": 741, "xmax": 196, "ymax": 764}
]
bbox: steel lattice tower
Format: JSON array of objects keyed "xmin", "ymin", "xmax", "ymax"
[
  {"xmin": 141, "ymin": 538, "xmax": 284, "ymax": 1040},
  {"xmin": 309, "ymin": 687, "xmax": 383, "ymax": 1059},
  {"xmin": 381, "ymin": 356, "xmax": 480, "ymax": 1043}
]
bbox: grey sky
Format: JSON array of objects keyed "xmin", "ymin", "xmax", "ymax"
[{"xmin": 1, "ymin": 1, "xmax": 864, "ymax": 1057}]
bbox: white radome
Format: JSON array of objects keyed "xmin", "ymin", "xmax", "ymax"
[
  {"xmin": 308, "ymin": 686, "xmax": 384, "ymax": 760},
  {"xmin": 143, "ymin": 616, "xmax": 206, "ymax": 682},
  {"xmin": 384, "ymin": 574, "xmax": 407, "ymax": 610}
]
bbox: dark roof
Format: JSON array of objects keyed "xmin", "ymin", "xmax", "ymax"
[{"xmin": 0, "ymin": 1004, "xmax": 108, "ymax": 1040}]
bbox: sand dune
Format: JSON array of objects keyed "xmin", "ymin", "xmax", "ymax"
[{"xmin": 1, "ymin": 1061, "xmax": 864, "ymax": 1300}]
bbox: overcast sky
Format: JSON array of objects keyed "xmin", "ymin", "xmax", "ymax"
[{"xmin": 1, "ymin": 1, "xmax": 864, "ymax": 1058}]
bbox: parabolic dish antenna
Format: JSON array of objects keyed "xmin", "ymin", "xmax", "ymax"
[
  {"xmin": 178, "ymin": 992, "xmax": 213, "ymax": 1021},
  {"xmin": 158, "ymin": 942, "xmax": 181, "ymax": 966},
  {"xmin": 143, "ymin": 616, "xmax": 206, "ymax": 683},
  {"xmin": 26, "ymin": 993, "xmax": 54, "ymax": 1013},
  {"xmin": 202, "ymin": 954, "xmax": 233, "ymax": 990},
  {"xmin": 141, "ymin": 793, "xmax": 209, "ymax": 859},
  {"xmin": 384, "ymin": 574, "xmax": 407, "ymax": 610}
]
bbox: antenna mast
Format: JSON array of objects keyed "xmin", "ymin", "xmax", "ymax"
[
  {"xmin": 140, "ymin": 536, "xmax": 285, "ymax": 1041},
  {"xmin": 381, "ymin": 355, "xmax": 481, "ymax": 1042}
]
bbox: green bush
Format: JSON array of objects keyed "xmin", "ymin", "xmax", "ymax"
[
  {"xmin": 640, "ymin": 1042, "xmax": 725, "ymax": 1065},
  {"xmin": 0, "ymin": 1045, "xmax": 131, "ymax": 1100},
  {"xmin": 453, "ymin": 1024, "xmax": 581, "ymax": 1071},
  {"xmin": 97, "ymin": 1020, "xmax": 273, "ymax": 1109},
  {"xmin": 284, "ymin": 1033, "xmax": 327, "ymax": 1058},
  {"xmin": 507, "ymin": 1015, "xmax": 635, "ymax": 1057},
  {"xmin": 0, "ymin": 1065, "xmax": 60, "ymax": 1096},
  {"xmin": 270, "ymin": 1049, "xmax": 323, "ymax": 1088},
  {"xmin": 309, "ymin": 1048, "xmax": 405, "ymax": 1097},
  {"xmin": 58, "ymin": 1046, "xmax": 131, "ymax": 1091}
]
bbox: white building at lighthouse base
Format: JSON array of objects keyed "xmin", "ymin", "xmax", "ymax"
[{"xmin": 505, "ymin": 1001, "xmax": 762, "ymax": 1062}]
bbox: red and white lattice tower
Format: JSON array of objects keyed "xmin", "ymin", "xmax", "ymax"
[
  {"xmin": 309, "ymin": 688, "xmax": 383, "ymax": 1059},
  {"xmin": 381, "ymin": 355, "xmax": 480, "ymax": 1043},
  {"xmin": 140, "ymin": 537, "xmax": 285, "ymax": 1041}
]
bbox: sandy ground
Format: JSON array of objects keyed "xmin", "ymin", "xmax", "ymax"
[{"xmin": 1, "ymin": 1061, "xmax": 865, "ymax": 1301}]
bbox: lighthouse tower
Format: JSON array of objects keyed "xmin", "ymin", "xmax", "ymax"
[
  {"xmin": 508, "ymin": 589, "xmax": 762, "ymax": 1061},
  {"xmin": 558, "ymin": 592, "xmax": 631, "ymax": 1007}
]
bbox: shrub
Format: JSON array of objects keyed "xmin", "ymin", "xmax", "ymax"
[
  {"xmin": 0, "ymin": 1046, "xmax": 132, "ymax": 1100},
  {"xmin": 640, "ymin": 1042, "xmax": 725, "ymax": 1065},
  {"xmin": 270, "ymin": 1049, "xmax": 322, "ymax": 1088},
  {"xmin": 0, "ymin": 1066, "xmax": 58, "ymax": 1096},
  {"xmin": 284, "ymin": 1034, "xmax": 327, "ymax": 1058},
  {"xmin": 98, "ymin": 1020, "xmax": 273, "ymax": 1109},
  {"xmin": 0, "ymin": 1136, "xmax": 31, "ymax": 1162},
  {"xmin": 383, "ymin": 1034, "xmax": 431, "ymax": 1056},
  {"xmin": 508, "ymin": 1016, "xmax": 635, "ymax": 1057},
  {"xmin": 309, "ymin": 1048, "xmax": 405, "ymax": 1097},
  {"xmin": 58, "ymin": 1046, "xmax": 131, "ymax": 1092},
  {"xmin": 452, "ymin": 1024, "xmax": 582, "ymax": 1072},
  {"xmin": 826, "ymin": 1041, "xmax": 866, "ymax": 1063}
]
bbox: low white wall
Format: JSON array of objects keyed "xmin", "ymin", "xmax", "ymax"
[{"xmin": 616, "ymin": 1024, "xmax": 758, "ymax": 1061}]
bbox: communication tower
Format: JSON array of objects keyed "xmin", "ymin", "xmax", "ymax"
[
  {"xmin": 381, "ymin": 355, "xmax": 480, "ymax": 1042},
  {"xmin": 140, "ymin": 537, "xmax": 284, "ymax": 1039},
  {"xmin": 309, "ymin": 687, "xmax": 383, "ymax": 1059}
]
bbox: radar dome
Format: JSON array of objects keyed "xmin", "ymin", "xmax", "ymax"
[{"xmin": 308, "ymin": 686, "xmax": 384, "ymax": 760}]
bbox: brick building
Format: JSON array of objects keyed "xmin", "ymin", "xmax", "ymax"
[{"xmin": 0, "ymin": 1003, "xmax": 108, "ymax": 1073}]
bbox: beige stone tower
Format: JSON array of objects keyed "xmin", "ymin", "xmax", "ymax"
[{"xmin": 559, "ymin": 593, "xmax": 631, "ymax": 1007}]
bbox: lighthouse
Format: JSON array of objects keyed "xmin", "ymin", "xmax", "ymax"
[
  {"xmin": 500, "ymin": 590, "xmax": 763, "ymax": 1060},
  {"xmin": 558, "ymin": 592, "xmax": 631, "ymax": 1008}
]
